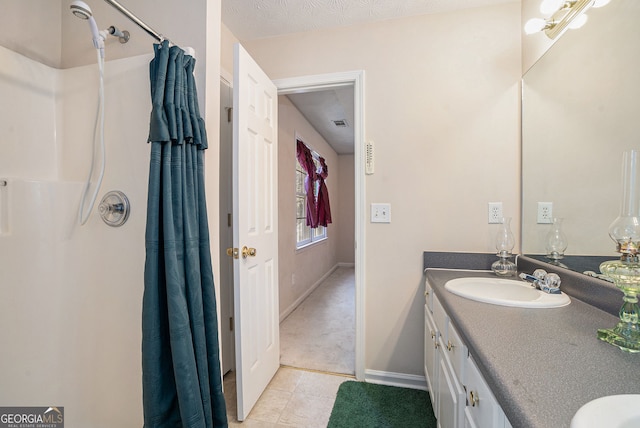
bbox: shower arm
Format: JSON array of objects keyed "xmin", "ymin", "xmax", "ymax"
[{"xmin": 102, "ymin": 0, "xmax": 167, "ymax": 43}]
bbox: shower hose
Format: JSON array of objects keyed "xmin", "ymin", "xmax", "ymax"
[{"xmin": 78, "ymin": 49, "xmax": 106, "ymax": 225}]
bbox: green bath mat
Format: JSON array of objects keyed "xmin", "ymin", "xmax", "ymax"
[{"xmin": 328, "ymin": 381, "xmax": 436, "ymax": 428}]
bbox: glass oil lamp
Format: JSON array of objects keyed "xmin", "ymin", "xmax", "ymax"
[
  {"xmin": 598, "ymin": 150, "xmax": 640, "ymax": 352},
  {"xmin": 492, "ymin": 217, "xmax": 517, "ymax": 277}
]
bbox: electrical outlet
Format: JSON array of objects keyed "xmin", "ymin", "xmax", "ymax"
[
  {"xmin": 488, "ymin": 202, "xmax": 503, "ymax": 224},
  {"xmin": 537, "ymin": 202, "xmax": 553, "ymax": 224}
]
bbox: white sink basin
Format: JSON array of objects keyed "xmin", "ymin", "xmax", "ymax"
[
  {"xmin": 571, "ymin": 395, "xmax": 640, "ymax": 428},
  {"xmin": 444, "ymin": 277, "xmax": 570, "ymax": 308}
]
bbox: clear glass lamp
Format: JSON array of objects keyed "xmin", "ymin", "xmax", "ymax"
[
  {"xmin": 491, "ymin": 217, "xmax": 517, "ymax": 277},
  {"xmin": 599, "ymin": 150, "xmax": 640, "ymax": 353},
  {"xmin": 545, "ymin": 217, "xmax": 569, "ymax": 267}
]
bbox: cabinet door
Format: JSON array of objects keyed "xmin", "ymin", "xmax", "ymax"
[
  {"xmin": 463, "ymin": 408, "xmax": 478, "ymax": 428},
  {"xmin": 425, "ymin": 304, "xmax": 439, "ymax": 417},
  {"xmin": 445, "ymin": 321, "xmax": 467, "ymax": 382},
  {"xmin": 464, "ymin": 356, "xmax": 504, "ymax": 428},
  {"xmin": 437, "ymin": 338, "xmax": 464, "ymax": 428}
]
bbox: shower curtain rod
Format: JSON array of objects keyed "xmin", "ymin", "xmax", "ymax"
[{"xmin": 103, "ymin": 0, "xmax": 166, "ymax": 43}]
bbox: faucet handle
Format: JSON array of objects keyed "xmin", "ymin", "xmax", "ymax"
[
  {"xmin": 532, "ymin": 269, "xmax": 548, "ymax": 280},
  {"xmin": 544, "ymin": 273, "xmax": 561, "ymax": 288},
  {"xmin": 538, "ymin": 272, "xmax": 562, "ymax": 294}
]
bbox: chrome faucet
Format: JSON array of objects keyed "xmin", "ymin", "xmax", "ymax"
[{"xmin": 519, "ymin": 269, "xmax": 562, "ymax": 294}]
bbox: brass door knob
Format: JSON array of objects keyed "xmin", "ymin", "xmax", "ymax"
[
  {"xmin": 226, "ymin": 247, "xmax": 239, "ymax": 259},
  {"xmin": 242, "ymin": 246, "xmax": 256, "ymax": 259}
]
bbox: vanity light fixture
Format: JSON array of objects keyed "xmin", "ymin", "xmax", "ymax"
[{"xmin": 525, "ymin": 0, "xmax": 607, "ymax": 39}]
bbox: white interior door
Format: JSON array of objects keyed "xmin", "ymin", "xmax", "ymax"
[{"xmin": 232, "ymin": 43, "xmax": 279, "ymax": 421}]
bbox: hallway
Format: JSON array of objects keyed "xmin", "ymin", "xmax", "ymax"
[{"xmin": 279, "ymin": 266, "xmax": 355, "ymax": 375}]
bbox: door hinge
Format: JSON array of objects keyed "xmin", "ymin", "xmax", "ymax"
[
  {"xmin": 229, "ymin": 316, "xmax": 234, "ymax": 331},
  {"xmin": 227, "ymin": 107, "xmax": 233, "ymax": 123},
  {"xmin": 227, "ymin": 213, "xmax": 232, "ymax": 227}
]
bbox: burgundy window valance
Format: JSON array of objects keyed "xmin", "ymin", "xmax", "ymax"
[
  {"xmin": 296, "ymin": 139, "xmax": 332, "ymax": 229},
  {"xmin": 316, "ymin": 157, "xmax": 332, "ymax": 227}
]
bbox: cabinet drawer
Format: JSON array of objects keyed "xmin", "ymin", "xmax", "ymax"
[
  {"xmin": 446, "ymin": 321, "xmax": 467, "ymax": 381},
  {"xmin": 425, "ymin": 279, "xmax": 434, "ymax": 312},
  {"xmin": 464, "ymin": 356, "xmax": 504, "ymax": 428},
  {"xmin": 433, "ymin": 294, "xmax": 447, "ymax": 340}
]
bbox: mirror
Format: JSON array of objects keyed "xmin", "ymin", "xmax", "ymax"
[{"xmin": 521, "ymin": 0, "xmax": 640, "ymax": 274}]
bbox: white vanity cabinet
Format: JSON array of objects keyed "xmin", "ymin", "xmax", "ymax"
[
  {"xmin": 425, "ymin": 279, "xmax": 511, "ymax": 428},
  {"xmin": 463, "ymin": 355, "xmax": 512, "ymax": 428},
  {"xmin": 424, "ymin": 286, "xmax": 439, "ymax": 419}
]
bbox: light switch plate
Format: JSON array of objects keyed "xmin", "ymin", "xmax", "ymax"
[{"xmin": 371, "ymin": 203, "xmax": 391, "ymax": 223}]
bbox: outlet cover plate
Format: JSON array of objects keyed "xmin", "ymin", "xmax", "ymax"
[
  {"xmin": 488, "ymin": 202, "xmax": 503, "ymax": 224},
  {"xmin": 537, "ymin": 202, "xmax": 553, "ymax": 224}
]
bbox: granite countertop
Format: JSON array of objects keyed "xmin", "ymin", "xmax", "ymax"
[{"xmin": 425, "ymin": 268, "xmax": 639, "ymax": 428}]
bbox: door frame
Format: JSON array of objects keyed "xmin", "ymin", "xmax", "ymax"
[{"xmin": 274, "ymin": 70, "xmax": 365, "ymax": 380}]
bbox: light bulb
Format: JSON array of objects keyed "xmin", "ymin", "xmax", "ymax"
[
  {"xmin": 525, "ymin": 18, "xmax": 548, "ymax": 35},
  {"xmin": 569, "ymin": 14, "xmax": 588, "ymax": 29}
]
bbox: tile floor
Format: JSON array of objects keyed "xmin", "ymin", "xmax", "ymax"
[
  {"xmin": 224, "ymin": 266, "xmax": 356, "ymax": 426},
  {"xmin": 224, "ymin": 366, "xmax": 353, "ymax": 427},
  {"xmin": 279, "ymin": 266, "xmax": 355, "ymax": 375}
]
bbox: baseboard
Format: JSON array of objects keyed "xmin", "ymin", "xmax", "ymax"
[
  {"xmin": 279, "ymin": 264, "xmax": 340, "ymax": 322},
  {"xmin": 337, "ymin": 262, "xmax": 355, "ymax": 268},
  {"xmin": 364, "ymin": 369, "xmax": 428, "ymax": 391}
]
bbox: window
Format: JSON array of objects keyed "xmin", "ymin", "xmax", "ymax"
[{"xmin": 296, "ymin": 156, "xmax": 326, "ymax": 248}]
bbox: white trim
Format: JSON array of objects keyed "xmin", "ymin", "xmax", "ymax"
[
  {"xmin": 364, "ymin": 369, "xmax": 428, "ymax": 391},
  {"xmin": 220, "ymin": 67, "xmax": 233, "ymax": 87},
  {"xmin": 275, "ymin": 70, "xmax": 366, "ymax": 382},
  {"xmin": 279, "ymin": 265, "xmax": 339, "ymax": 322}
]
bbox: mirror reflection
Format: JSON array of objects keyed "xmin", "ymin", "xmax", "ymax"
[{"xmin": 521, "ymin": 0, "xmax": 640, "ymax": 273}]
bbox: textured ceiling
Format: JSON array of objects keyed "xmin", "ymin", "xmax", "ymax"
[
  {"xmin": 222, "ymin": 0, "xmax": 516, "ymax": 40},
  {"xmin": 287, "ymin": 87, "xmax": 355, "ymax": 155}
]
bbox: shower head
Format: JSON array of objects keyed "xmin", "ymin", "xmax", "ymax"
[
  {"xmin": 70, "ymin": 1, "xmax": 104, "ymax": 54},
  {"xmin": 70, "ymin": 0, "xmax": 93, "ymax": 19}
]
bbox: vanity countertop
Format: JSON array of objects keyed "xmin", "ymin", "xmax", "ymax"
[{"xmin": 425, "ymin": 268, "xmax": 639, "ymax": 428}]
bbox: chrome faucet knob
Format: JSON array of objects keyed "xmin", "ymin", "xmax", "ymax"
[
  {"xmin": 532, "ymin": 269, "xmax": 548, "ymax": 280},
  {"xmin": 544, "ymin": 273, "xmax": 561, "ymax": 288}
]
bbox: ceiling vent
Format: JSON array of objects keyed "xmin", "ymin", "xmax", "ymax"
[{"xmin": 332, "ymin": 119, "xmax": 349, "ymax": 128}]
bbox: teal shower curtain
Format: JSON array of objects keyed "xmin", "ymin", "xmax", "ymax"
[{"xmin": 142, "ymin": 40, "xmax": 227, "ymax": 428}]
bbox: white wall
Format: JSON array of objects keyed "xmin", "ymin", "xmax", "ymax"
[
  {"xmin": 238, "ymin": 3, "xmax": 522, "ymax": 375},
  {"xmin": 0, "ymin": 0, "xmax": 62, "ymax": 68},
  {"xmin": 336, "ymin": 154, "xmax": 355, "ymax": 264}
]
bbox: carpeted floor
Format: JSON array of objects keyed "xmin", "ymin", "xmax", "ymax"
[{"xmin": 328, "ymin": 381, "xmax": 436, "ymax": 428}]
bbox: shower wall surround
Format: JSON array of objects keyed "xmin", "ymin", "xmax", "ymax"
[{"xmin": 0, "ymin": 45, "xmax": 151, "ymax": 426}]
